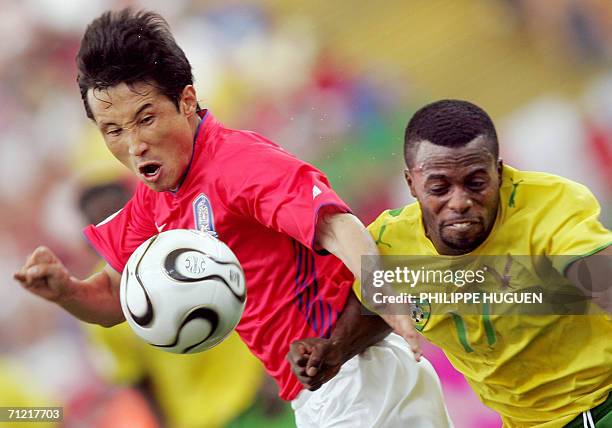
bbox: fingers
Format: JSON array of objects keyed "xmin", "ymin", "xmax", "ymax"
[
  {"xmin": 26, "ymin": 246, "xmax": 56, "ymax": 268},
  {"xmin": 305, "ymin": 347, "xmax": 324, "ymax": 377},
  {"xmin": 398, "ymin": 317, "xmax": 422, "ymax": 361},
  {"xmin": 304, "ymin": 364, "xmax": 341, "ymax": 391},
  {"xmin": 13, "ymin": 254, "xmax": 69, "ymax": 302},
  {"xmin": 383, "ymin": 314, "xmax": 423, "ymax": 361},
  {"xmin": 14, "ymin": 247, "xmax": 58, "ymax": 283},
  {"xmin": 287, "ymin": 342, "xmax": 313, "ymax": 379},
  {"xmin": 288, "ymin": 342, "xmax": 311, "ymax": 367},
  {"xmin": 23, "ymin": 264, "xmax": 61, "ymax": 283},
  {"xmin": 403, "ymin": 331, "xmax": 422, "ymax": 362},
  {"xmin": 287, "ymin": 339, "xmax": 337, "ymax": 389}
]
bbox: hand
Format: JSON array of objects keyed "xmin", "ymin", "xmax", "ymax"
[
  {"xmin": 286, "ymin": 338, "xmax": 345, "ymax": 391},
  {"xmin": 380, "ymin": 314, "xmax": 422, "ymax": 361},
  {"xmin": 13, "ymin": 246, "xmax": 72, "ymax": 303}
]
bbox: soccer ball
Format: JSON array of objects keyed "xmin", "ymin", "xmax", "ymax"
[{"xmin": 119, "ymin": 229, "xmax": 246, "ymax": 354}]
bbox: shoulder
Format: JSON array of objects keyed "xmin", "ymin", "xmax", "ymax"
[
  {"xmin": 202, "ymin": 113, "xmax": 285, "ymax": 156},
  {"xmin": 368, "ymin": 203, "xmax": 421, "ymax": 234},
  {"xmin": 500, "ymin": 165, "xmax": 599, "ymax": 213},
  {"xmin": 368, "ymin": 203, "xmax": 425, "ymax": 254},
  {"xmin": 210, "ymin": 126, "xmax": 319, "ymax": 185},
  {"xmin": 211, "ymin": 125, "xmax": 290, "ymax": 159}
]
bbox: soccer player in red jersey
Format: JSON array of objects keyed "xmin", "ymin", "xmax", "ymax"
[{"xmin": 14, "ymin": 9, "xmax": 452, "ymax": 426}]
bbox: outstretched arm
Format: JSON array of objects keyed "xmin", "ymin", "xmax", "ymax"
[
  {"xmin": 13, "ymin": 246, "xmax": 125, "ymax": 327},
  {"xmin": 288, "ymin": 212, "xmax": 423, "ymax": 391},
  {"xmin": 314, "ymin": 211, "xmax": 421, "ymax": 358}
]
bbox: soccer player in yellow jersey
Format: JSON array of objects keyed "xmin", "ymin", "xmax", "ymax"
[
  {"xmin": 372, "ymin": 100, "xmax": 611, "ymax": 427},
  {"xmin": 289, "ymin": 99, "xmax": 611, "ymax": 427}
]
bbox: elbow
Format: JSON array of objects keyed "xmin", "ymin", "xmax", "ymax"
[
  {"xmin": 98, "ymin": 313, "xmax": 126, "ymax": 328},
  {"xmin": 98, "ymin": 320, "xmax": 120, "ymax": 328}
]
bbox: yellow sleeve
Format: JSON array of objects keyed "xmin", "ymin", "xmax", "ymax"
[{"xmin": 541, "ymin": 183, "xmax": 612, "ymax": 272}]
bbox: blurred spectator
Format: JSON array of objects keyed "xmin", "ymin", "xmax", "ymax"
[{"xmin": 502, "ymin": 0, "xmax": 612, "ymax": 64}]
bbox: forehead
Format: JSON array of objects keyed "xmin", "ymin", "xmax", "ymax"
[
  {"xmin": 412, "ymin": 137, "xmax": 496, "ymax": 178},
  {"xmin": 86, "ymin": 82, "xmax": 161, "ymax": 122}
]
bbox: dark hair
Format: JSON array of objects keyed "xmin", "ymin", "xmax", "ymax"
[
  {"xmin": 404, "ymin": 99, "xmax": 499, "ymax": 166},
  {"xmin": 76, "ymin": 8, "xmax": 195, "ymax": 120}
]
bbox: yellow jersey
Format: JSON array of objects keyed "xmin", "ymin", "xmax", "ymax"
[{"xmin": 362, "ymin": 165, "xmax": 612, "ymax": 427}]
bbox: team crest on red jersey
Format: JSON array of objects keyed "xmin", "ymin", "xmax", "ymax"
[{"xmin": 193, "ymin": 193, "xmax": 216, "ymax": 235}]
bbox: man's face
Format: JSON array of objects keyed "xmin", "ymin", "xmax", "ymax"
[
  {"xmin": 87, "ymin": 82, "xmax": 197, "ymax": 192},
  {"xmin": 406, "ymin": 137, "xmax": 502, "ymax": 255}
]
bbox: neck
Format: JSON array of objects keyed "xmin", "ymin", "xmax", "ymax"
[
  {"xmin": 169, "ymin": 113, "xmax": 202, "ymax": 194},
  {"xmin": 190, "ymin": 113, "xmax": 202, "ymax": 139}
]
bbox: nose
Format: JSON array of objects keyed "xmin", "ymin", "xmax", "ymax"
[
  {"xmin": 447, "ymin": 187, "xmax": 473, "ymax": 214},
  {"xmin": 126, "ymin": 129, "xmax": 148, "ymax": 157}
]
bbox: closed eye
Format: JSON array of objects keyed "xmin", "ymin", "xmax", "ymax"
[
  {"xmin": 428, "ymin": 186, "xmax": 449, "ymax": 195},
  {"xmin": 467, "ymin": 181, "xmax": 487, "ymax": 191}
]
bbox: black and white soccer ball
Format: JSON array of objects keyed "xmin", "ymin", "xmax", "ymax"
[{"xmin": 119, "ymin": 229, "xmax": 246, "ymax": 354}]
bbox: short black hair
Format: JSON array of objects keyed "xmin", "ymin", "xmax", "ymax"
[
  {"xmin": 76, "ymin": 8, "xmax": 195, "ymax": 120},
  {"xmin": 404, "ymin": 99, "xmax": 499, "ymax": 166}
]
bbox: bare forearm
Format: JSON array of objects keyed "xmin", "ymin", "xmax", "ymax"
[
  {"xmin": 315, "ymin": 212, "xmax": 423, "ymax": 359},
  {"xmin": 316, "ymin": 212, "xmax": 379, "ymax": 281},
  {"xmin": 330, "ymin": 291, "xmax": 391, "ymax": 363},
  {"xmin": 316, "ymin": 212, "xmax": 387, "ymax": 310},
  {"xmin": 14, "ymin": 247, "xmax": 125, "ymax": 328},
  {"xmin": 60, "ymin": 270, "xmax": 124, "ymax": 327}
]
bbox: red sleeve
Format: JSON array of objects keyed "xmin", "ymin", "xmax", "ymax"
[
  {"xmin": 219, "ymin": 134, "xmax": 351, "ymax": 250},
  {"xmin": 82, "ymin": 184, "xmax": 157, "ymax": 273}
]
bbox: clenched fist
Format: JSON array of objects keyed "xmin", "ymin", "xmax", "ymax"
[
  {"xmin": 13, "ymin": 246, "xmax": 72, "ymax": 303},
  {"xmin": 287, "ymin": 338, "xmax": 345, "ymax": 391}
]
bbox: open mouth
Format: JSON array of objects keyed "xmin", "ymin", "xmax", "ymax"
[{"xmin": 138, "ymin": 162, "xmax": 162, "ymax": 181}]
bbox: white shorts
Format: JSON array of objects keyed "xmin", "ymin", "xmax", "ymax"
[{"xmin": 291, "ymin": 334, "xmax": 453, "ymax": 428}]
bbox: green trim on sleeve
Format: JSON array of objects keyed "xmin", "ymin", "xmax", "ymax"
[
  {"xmin": 374, "ymin": 223, "xmax": 392, "ymax": 248},
  {"xmin": 388, "ymin": 207, "xmax": 404, "ymax": 217},
  {"xmin": 561, "ymin": 242, "xmax": 612, "ymax": 276},
  {"xmin": 508, "ymin": 179, "xmax": 524, "ymax": 208}
]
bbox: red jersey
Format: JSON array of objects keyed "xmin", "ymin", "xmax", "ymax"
[{"xmin": 84, "ymin": 111, "xmax": 354, "ymax": 400}]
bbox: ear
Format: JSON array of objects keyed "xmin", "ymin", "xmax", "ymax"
[
  {"xmin": 404, "ymin": 168, "xmax": 417, "ymax": 198},
  {"xmin": 497, "ymin": 158, "xmax": 504, "ymax": 187},
  {"xmin": 179, "ymin": 85, "xmax": 197, "ymax": 117}
]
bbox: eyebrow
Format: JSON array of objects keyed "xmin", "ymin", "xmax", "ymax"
[
  {"xmin": 425, "ymin": 174, "xmax": 448, "ymax": 181},
  {"xmin": 424, "ymin": 168, "xmax": 490, "ymax": 182},
  {"xmin": 100, "ymin": 103, "xmax": 153, "ymax": 130}
]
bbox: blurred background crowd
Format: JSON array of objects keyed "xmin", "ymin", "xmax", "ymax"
[{"xmin": 1, "ymin": 0, "xmax": 610, "ymax": 427}]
